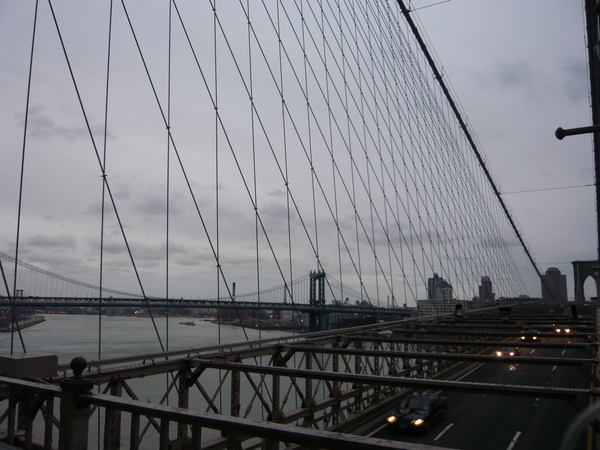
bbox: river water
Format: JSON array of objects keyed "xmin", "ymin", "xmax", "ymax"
[
  {"xmin": 2, "ymin": 314, "xmax": 297, "ymax": 446},
  {"xmin": 1, "ymin": 313, "xmax": 294, "ymax": 364}
]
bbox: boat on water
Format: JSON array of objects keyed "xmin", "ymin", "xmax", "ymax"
[{"xmin": 179, "ymin": 321, "xmax": 196, "ymax": 326}]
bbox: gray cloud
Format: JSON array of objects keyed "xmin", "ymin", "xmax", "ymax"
[
  {"xmin": 20, "ymin": 104, "xmax": 110, "ymax": 142},
  {"xmin": 24, "ymin": 234, "xmax": 77, "ymax": 250},
  {"xmin": 561, "ymin": 57, "xmax": 588, "ymax": 103}
]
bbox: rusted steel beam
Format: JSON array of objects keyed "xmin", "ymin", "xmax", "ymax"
[
  {"xmin": 338, "ymin": 336, "xmax": 593, "ymax": 349},
  {"xmin": 50, "ymin": 337, "xmax": 594, "ymax": 391},
  {"xmin": 84, "ymin": 392, "xmax": 449, "ymax": 450},
  {"xmin": 177, "ymin": 367, "xmax": 191, "ymax": 441},
  {"xmin": 286, "ymin": 345, "xmax": 595, "ymax": 367},
  {"xmin": 105, "ymin": 381, "xmax": 123, "ymax": 449},
  {"xmin": 191, "ymin": 360, "xmax": 597, "ymax": 400},
  {"xmin": 377, "ymin": 329, "xmax": 596, "ymax": 338}
]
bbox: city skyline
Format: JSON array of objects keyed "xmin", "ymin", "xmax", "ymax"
[{"xmin": 1, "ymin": 1, "xmax": 595, "ymax": 303}]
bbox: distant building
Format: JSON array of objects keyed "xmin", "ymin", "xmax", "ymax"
[
  {"xmin": 541, "ymin": 267, "xmax": 568, "ymax": 302},
  {"xmin": 479, "ymin": 276, "xmax": 495, "ymax": 302},
  {"xmin": 428, "ymin": 273, "xmax": 454, "ymax": 300},
  {"xmin": 435, "ymin": 280, "xmax": 453, "ymax": 300},
  {"xmin": 417, "ymin": 299, "xmax": 470, "ymax": 317},
  {"xmin": 427, "ymin": 273, "xmax": 442, "ymax": 300}
]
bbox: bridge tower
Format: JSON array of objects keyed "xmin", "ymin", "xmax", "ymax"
[
  {"xmin": 308, "ymin": 271, "xmax": 326, "ymax": 332},
  {"xmin": 572, "ymin": 260, "xmax": 600, "ymax": 301}
]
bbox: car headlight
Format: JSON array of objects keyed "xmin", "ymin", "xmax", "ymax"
[
  {"xmin": 386, "ymin": 416, "xmax": 397, "ymax": 424},
  {"xmin": 496, "ymin": 351, "xmax": 502, "ymax": 356},
  {"xmin": 509, "ymin": 352, "xmax": 514, "ymax": 356},
  {"xmin": 564, "ymin": 328, "xmax": 571, "ymax": 333},
  {"xmin": 411, "ymin": 418, "xmax": 425, "ymax": 426}
]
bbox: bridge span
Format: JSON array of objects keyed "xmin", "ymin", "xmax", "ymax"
[
  {"xmin": 0, "ymin": 301, "xmax": 596, "ymax": 449},
  {"xmin": 0, "ymin": 0, "xmax": 597, "ymax": 448}
]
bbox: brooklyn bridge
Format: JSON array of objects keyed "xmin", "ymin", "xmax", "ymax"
[{"xmin": 0, "ymin": 0, "xmax": 598, "ymax": 449}]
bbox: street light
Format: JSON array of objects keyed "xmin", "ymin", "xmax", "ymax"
[{"xmin": 555, "ymin": 124, "xmax": 600, "ymax": 302}]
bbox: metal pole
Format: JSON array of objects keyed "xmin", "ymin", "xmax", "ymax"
[
  {"xmin": 557, "ymin": 1, "xmax": 600, "ymax": 302},
  {"xmin": 585, "ymin": 0, "xmax": 600, "ymax": 302},
  {"xmin": 555, "ymin": 125, "xmax": 600, "ymax": 139}
]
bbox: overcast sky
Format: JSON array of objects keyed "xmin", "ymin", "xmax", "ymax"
[
  {"xmin": 412, "ymin": 0, "xmax": 595, "ymax": 298},
  {"xmin": 0, "ymin": 0, "xmax": 596, "ymax": 302}
]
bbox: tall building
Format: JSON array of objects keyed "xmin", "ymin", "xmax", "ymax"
[
  {"xmin": 427, "ymin": 273, "xmax": 453, "ymax": 301},
  {"xmin": 479, "ymin": 276, "xmax": 495, "ymax": 301},
  {"xmin": 541, "ymin": 267, "xmax": 568, "ymax": 302},
  {"xmin": 427, "ymin": 273, "xmax": 442, "ymax": 300}
]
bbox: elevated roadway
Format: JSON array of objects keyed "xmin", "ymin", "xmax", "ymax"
[{"xmin": 0, "ymin": 300, "xmax": 595, "ymax": 449}]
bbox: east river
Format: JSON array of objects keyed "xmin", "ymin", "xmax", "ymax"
[
  {"xmin": 0, "ymin": 313, "xmax": 294, "ymax": 364},
  {"xmin": 0, "ymin": 313, "xmax": 297, "ymax": 447}
]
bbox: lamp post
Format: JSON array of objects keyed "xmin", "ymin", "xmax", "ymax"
[
  {"xmin": 555, "ymin": 0, "xmax": 600, "ymax": 302},
  {"xmin": 555, "ymin": 123, "xmax": 600, "ymax": 302}
]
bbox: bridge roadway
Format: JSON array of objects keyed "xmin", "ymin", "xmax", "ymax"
[
  {"xmin": 372, "ymin": 336, "xmax": 591, "ymax": 449},
  {"xmin": 0, "ymin": 295, "xmax": 413, "ymax": 316},
  {"xmin": 0, "ymin": 301, "xmax": 596, "ymax": 449}
]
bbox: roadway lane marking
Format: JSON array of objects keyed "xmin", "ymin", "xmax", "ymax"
[
  {"xmin": 434, "ymin": 423, "xmax": 453, "ymax": 441},
  {"xmin": 367, "ymin": 423, "xmax": 388, "ymax": 435},
  {"xmin": 506, "ymin": 431, "xmax": 521, "ymax": 450},
  {"xmin": 552, "ymin": 365, "xmax": 557, "ymax": 373},
  {"xmin": 457, "ymin": 364, "xmax": 482, "ymax": 381},
  {"xmin": 561, "ymin": 350, "xmax": 566, "ymax": 356}
]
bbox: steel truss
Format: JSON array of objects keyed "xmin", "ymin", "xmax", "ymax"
[{"xmin": 0, "ymin": 302, "xmax": 596, "ymax": 449}]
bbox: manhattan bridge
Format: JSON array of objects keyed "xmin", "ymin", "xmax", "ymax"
[{"xmin": 0, "ymin": 1, "xmax": 597, "ymax": 449}]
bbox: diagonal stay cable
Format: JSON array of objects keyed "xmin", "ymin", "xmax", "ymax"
[
  {"xmin": 0, "ymin": 260, "xmax": 26, "ymax": 353},
  {"xmin": 9, "ymin": 0, "xmax": 41, "ymax": 354},
  {"xmin": 120, "ymin": 0, "xmax": 255, "ymax": 337},
  {"xmin": 165, "ymin": 0, "xmax": 314, "ymax": 330},
  {"xmin": 396, "ymin": 0, "xmax": 544, "ymax": 284},
  {"xmin": 46, "ymin": 0, "xmax": 165, "ymax": 351},
  {"xmin": 216, "ymin": 0, "xmax": 374, "ymax": 306},
  {"xmin": 235, "ymin": 1, "xmax": 376, "ymax": 304}
]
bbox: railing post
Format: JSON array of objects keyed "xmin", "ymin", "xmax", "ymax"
[
  {"xmin": 230, "ymin": 360, "xmax": 240, "ymax": 418},
  {"xmin": 351, "ymin": 340, "xmax": 364, "ymax": 414},
  {"xmin": 266, "ymin": 351, "xmax": 284, "ymax": 450},
  {"xmin": 176, "ymin": 367, "xmax": 191, "ymax": 444},
  {"xmin": 302, "ymin": 351, "xmax": 317, "ymax": 429},
  {"xmin": 7, "ymin": 391, "xmax": 16, "ymax": 445},
  {"xmin": 269, "ymin": 351, "xmax": 284, "ymax": 422},
  {"xmin": 44, "ymin": 396, "xmax": 55, "ymax": 450},
  {"xmin": 329, "ymin": 340, "xmax": 343, "ymax": 426},
  {"xmin": 104, "ymin": 381, "xmax": 122, "ymax": 449},
  {"xmin": 59, "ymin": 357, "xmax": 93, "ymax": 450}
]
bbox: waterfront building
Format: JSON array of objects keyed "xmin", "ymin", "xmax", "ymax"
[{"xmin": 541, "ymin": 267, "xmax": 568, "ymax": 302}]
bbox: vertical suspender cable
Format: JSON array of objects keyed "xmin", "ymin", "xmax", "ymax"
[
  {"xmin": 396, "ymin": 0, "xmax": 544, "ymax": 284},
  {"xmin": 10, "ymin": 0, "xmax": 42, "ymax": 355},
  {"xmin": 166, "ymin": 0, "xmax": 173, "ymax": 353},
  {"xmin": 249, "ymin": 0, "xmax": 259, "ymax": 338},
  {"xmin": 99, "ymin": 0, "xmax": 115, "ymax": 363}
]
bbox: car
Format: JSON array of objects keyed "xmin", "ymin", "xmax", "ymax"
[
  {"xmin": 386, "ymin": 393, "xmax": 448, "ymax": 432},
  {"xmin": 496, "ymin": 347, "xmax": 520, "ymax": 357},
  {"xmin": 521, "ymin": 330, "xmax": 541, "ymax": 342},
  {"xmin": 554, "ymin": 326, "xmax": 571, "ymax": 333}
]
